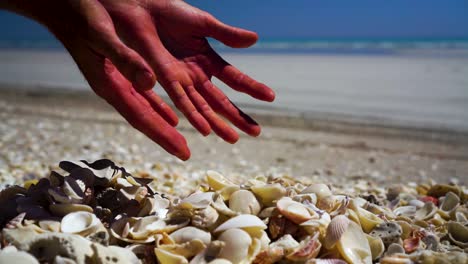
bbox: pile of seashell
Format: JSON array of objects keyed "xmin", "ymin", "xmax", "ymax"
[{"xmin": 0, "ymin": 159, "xmax": 466, "ymax": 264}]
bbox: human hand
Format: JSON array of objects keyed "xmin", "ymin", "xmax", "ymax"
[{"xmin": 2, "ymin": 0, "xmax": 275, "ymax": 160}]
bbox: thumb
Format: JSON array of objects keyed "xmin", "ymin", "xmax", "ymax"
[{"xmin": 205, "ymin": 15, "xmax": 258, "ymax": 48}]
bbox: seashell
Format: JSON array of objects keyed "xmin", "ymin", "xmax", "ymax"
[
  {"xmin": 209, "ymin": 259, "xmax": 232, "ymax": 264},
  {"xmin": 300, "ymin": 212, "xmax": 331, "ymax": 237},
  {"xmin": 91, "ymin": 243, "xmax": 140, "ymax": 264},
  {"xmin": 127, "ymin": 244, "xmax": 157, "ymax": 263},
  {"xmin": 49, "ymin": 203, "xmax": 93, "ymax": 217},
  {"xmin": 155, "ymin": 248, "xmax": 189, "ymax": 264},
  {"xmin": 268, "ymin": 215, "xmax": 299, "ymax": 239},
  {"xmin": 292, "ymin": 193, "xmax": 317, "ymax": 205},
  {"xmin": 138, "ymin": 195, "xmax": 170, "ymax": 218},
  {"xmin": 62, "ymin": 177, "xmax": 84, "ymax": 201},
  {"xmin": 414, "ymin": 202, "xmax": 438, "ymax": 221},
  {"xmin": 447, "ymin": 221, "xmax": 468, "ymax": 248},
  {"xmin": 276, "ymin": 197, "xmax": 315, "ymax": 224},
  {"xmin": 366, "ymin": 234, "xmax": 385, "ymax": 260},
  {"xmin": 408, "ymin": 199, "xmax": 425, "ymax": 208},
  {"xmin": 286, "ymin": 233, "xmax": 322, "ymax": 261},
  {"xmin": 38, "ymin": 220, "xmax": 61, "ymax": 232},
  {"xmin": 228, "ymin": 190, "xmax": 261, "ymax": 215},
  {"xmin": 189, "ymin": 241, "xmax": 225, "ymax": 264},
  {"xmin": 427, "ymin": 184, "xmax": 461, "ymax": 198},
  {"xmin": 269, "ymin": 234, "xmax": 300, "ymax": 255},
  {"xmin": 439, "ymin": 191, "xmax": 460, "ymax": 217},
  {"xmin": 252, "ymin": 247, "xmax": 284, "ymax": 264},
  {"xmin": 380, "ymin": 256, "xmax": 412, "ymax": 264},
  {"xmin": 119, "ymin": 186, "xmax": 147, "ymax": 202},
  {"xmin": 179, "ymin": 192, "xmax": 215, "ymax": 209},
  {"xmin": 393, "ymin": 206, "xmax": 417, "ymax": 218},
  {"xmin": 214, "ymin": 214, "xmax": 267, "ymax": 234},
  {"xmin": 192, "ymin": 206, "xmax": 219, "ymax": 229},
  {"xmin": 217, "ymin": 228, "xmax": 252, "ymax": 263},
  {"xmin": 300, "ymin": 183, "xmax": 332, "ymax": 200},
  {"xmin": 60, "ymin": 211, "xmax": 101, "ymax": 236},
  {"xmin": 159, "ymin": 239, "xmax": 207, "ymax": 259},
  {"xmin": 317, "ymin": 195, "xmax": 349, "ymax": 216},
  {"xmin": 258, "ymin": 207, "xmax": 277, "ymax": 219},
  {"xmin": 324, "ymin": 215, "xmax": 350, "ymax": 249},
  {"xmin": 251, "ymin": 184, "xmax": 286, "ymax": 206},
  {"xmin": 206, "ymin": 171, "xmax": 234, "ymax": 191},
  {"xmin": 369, "ymin": 222, "xmax": 403, "ymax": 247},
  {"xmin": 335, "ymin": 218, "xmax": 372, "ymax": 264},
  {"xmin": 403, "ymin": 236, "xmax": 420, "ymax": 253},
  {"xmin": 395, "ymin": 221, "xmax": 412, "ymax": 240},
  {"xmin": 5, "ymin": 212, "xmax": 26, "ymax": 229},
  {"xmin": 218, "ymin": 185, "xmax": 241, "ymax": 201},
  {"xmin": 349, "ymin": 199, "xmax": 384, "ymax": 233},
  {"xmin": 305, "ymin": 259, "xmax": 347, "ymax": 264},
  {"xmin": 385, "ymin": 243, "xmax": 405, "ymax": 256},
  {"xmin": 421, "ymin": 233, "xmax": 439, "ymax": 251},
  {"xmin": 170, "ymin": 227, "xmax": 212, "ymax": 245},
  {"xmin": 0, "ymin": 250, "xmax": 39, "ymax": 264}
]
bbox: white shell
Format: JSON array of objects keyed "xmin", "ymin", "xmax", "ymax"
[
  {"xmin": 214, "ymin": 214, "xmax": 267, "ymax": 233},
  {"xmin": 301, "ymin": 184, "xmax": 332, "ymax": 200},
  {"xmin": 277, "ymin": 197, "xmax": 314, "ymax": 224},
  {"xmin": 324, "ymin": 215, "xmax": 350, "ymax": 249},
  {"xmin": 170, "ymin": 227, "xmax": 212, "ymax": 245},
  {"xmin": 217, "ymin": 228, "xmax": 252, "ymax": 263},
  {"xmin": 179, "ymin": 192, "xmax": 215, "ymax": 209},
  {"xmin": 228, "ymin": 190, "xmax": 261, "ymax": 215},
  {"xmin": 60, "ymin": 211, "xmax": 101, "ymax": 235}
]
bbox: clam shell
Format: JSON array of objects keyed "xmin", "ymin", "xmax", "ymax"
[
  {"xmin": 350, "ymin": 200, "xmax": 384, "ymax": 233},
  {"xmin": 251, "ymin": 184, "xmax": 286, "ymax": 206},
  {"xmin": 206, "ymin": 171, "xmax": 233, "ymax": 191},
  {"xmin": 366, "ymin": 234, "xmax": 385, "ymax": 260},
  {"xmin": 179, "ymin": 192, "xmax": 215, "ymax": 209},
  {"xmin": 192, "ymin": 206, "xmax": 219, "ymax": 229},
  {"xmin": 209, "ymin": 259, "xmax": 232, "ymax": 264},
  {"xmin": 385, "ymin": 243, "xmax": 405, "ymax": 256},
  {"xmin": 217, "ymin": 228, "xmax": 252, "ymax": 263},
  {"xmin": 336, "ymin": 220, "xmax": 372, "ymax": 264},
  {"xmin": 439, "ymin": 191, "xmax": 460, "ymax": 213},
  {"xmin": 60, "ymin": 211, "xmax": 101, "ymax": 236},
  {"xmin": 228, "ymin": 190, "xmax": 261, "ymax": 215},
  {"xmin": 414, "ymin": 202, "xmax": 438, "ymax": 221},
  {"xmin": 214, "ymin": 214, "xmax": 267, "ymax": 234},
  {"xmin": 170, "ymin": 227, "xmax": 212, "ymax": 245},
  {"xmin": 155, "ymin": 248, "xmax": 189, "ymax": 264},
  {"xmin": 300, "ymin": 183, "xmax": 332, "ymax": 200},
  {"xmin": 277, "ymin": 197, "xmax": 315, "ymax": 224},
  {"xmin": 447, "ymin": 221, "xmax": 468, "ymax": 248},
  {"xmin": 324, "ymin": 215, "xmax": 350, "ymax": 249},
  {"xmin": 159, "ymin": 239, "xmax": 207, "ymax": 259}
]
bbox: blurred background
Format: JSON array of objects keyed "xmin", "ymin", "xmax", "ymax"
[{"xmin": 0, "ymin": 0, "xmax": 467, "ymax": 132}]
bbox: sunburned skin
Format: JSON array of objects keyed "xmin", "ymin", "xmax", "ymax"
[{"xmin": 0, "ymin": 0, "xmax": 275, "ymax": 160}]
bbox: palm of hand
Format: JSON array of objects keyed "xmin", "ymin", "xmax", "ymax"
[{"xmin": 45, "ymin": 0, "xmax": 275, "ymax": 160}]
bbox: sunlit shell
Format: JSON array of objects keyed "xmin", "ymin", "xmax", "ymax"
[
  {"xmin": 218, "ymin": 185, "xmax": 241, "ymax": 201},
  {"xmin": 159, "ymin": 239, "xmax": 207, "ymax": 259},
  {"xmin": 414, "ymin": 202, "xmax": 438, "ymax": 221},
  {"xmin": 366, "ymin": 234, "xmax": 385, "ymax": 260},
  {"xmin": 300, "ymin": 212, "xmax": 331, "ymax": 237},
  {"xmin": 38, "ymin": 220, "xmax": 61, "ymax": 232},
  {"xmin": 206, "ymin": 171, "xmax": 233, "ymax": 191},
  {"xmin": 408, "ymin": 199, "xmax": 425, "ymax": 208},
  {"xmin": 300, "ymin": 183, "xmax": 332, "ymax": 201},
  {"xmin": 119, "ymin": 186, "xmax": 147, "ymax": 202},
  {"xmin": 305, "ymin": 259, "xmax": 347, "ymax": 264},
  {"xmin": 192, "ymin": 206, "xmax": 219, "ymax": 229},
  {"xmin": 324, "ymin": 215, "xmax": 350, "ymax": 249},
  {"xmin": 155, "ymin": 248, "xmax": 189, "ymax": 264},
  {"xmin": 393, "ymin": 206, "xmax": 417, "ymax": 218},
  {"xmin": 212, "ymin": 195, "xmax": 238, "ymax": 217},
  {"xmin": 179, "ymin": 192, "xmax": 215, "ymax": 209},
  {"xmin": 349, "ymin": 199, "xmax": 384, "ymax": 233},
  {"xmin": 447, "ymin": 221, "xmax": 468, "ymax": 248},
  {"xmin": 292, "ymin": 193, "xmax": 317, "ymax": 205},
  {"xmin": 217, "ymin": 228, "xmax": 252, "ymax": 263},
  {"xmin": 380, "ymin": 256, "xmax": 413, "ymax": 264},
  {"xmin": 286, "ymin": 233, "xmax": 322, "ymax": 261},
  {"xmin": 60, "ymin": 211, "xmax": 101, "ymax": 236},
  {"xmin": 49, "ymin": 203, "xmax": 93, "ymax": 217},
  {"xmin": 214, "ymin": 214, "xmax": 267, "ymax": 234},
  {"xmin": 369, "ymin": 222, "xmax": 403, "ymax": 246},
  {"xmin": 336, "ymin": 219, "xmax": 372, "ymax": 264},
  {"xmin": 276, "ymin": 197, "xmax": 315, "ymax": 224},
  {"xmin": 228, "ymin": 190, "xmax": 261, "ymax": 215},
  {"xmin": 170, "ymin": 227, "xmax": 212, "ymax": 245},
  {"xmin": 208, "ymin": 259, "xmax": 233, "ymax": 264},
  {"xmin": 138, "ymin": 195, "xmax": 170, "ymax": 218},
  {"xmin": 251, "ymin": 184, "xmax": 287, "ymax": 206}
]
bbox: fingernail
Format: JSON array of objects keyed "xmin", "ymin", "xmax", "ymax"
[{"xmin": 135, "ymin": 70, "xmax": 155, "ymax": 90}]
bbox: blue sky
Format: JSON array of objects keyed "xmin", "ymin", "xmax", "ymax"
[{"xmin": 0, "ymin": 0, "xmax": 467, "ymax": 43}]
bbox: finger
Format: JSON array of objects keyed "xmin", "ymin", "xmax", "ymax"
[
  {"xmin": 208, "ymin": 51, "xmax": 275, "ymax": 102},
  {"xmin": 139, "ymin": 90, "xmax": 179, "ymax": 127},
  {"xmin": 91, "ymin": 34, "xmax": 156, "ymax": 92},
  {"xmin": 166, "ymin": 81, "xmax": 211, "ymax": 136},
  {"xmin": 198, "ymin": 80, "xmax": 262, "ymax": 137},
  {"xmin": 185, "ymin": 84, "xmax": 239, "ymax": 143},
  {"xmin": 65, "ymin": 41, "xmax": 190, "ymax": 160},
  {"xmin": 204, "ymin": 14, "xmax": 258, "ymax": 48}
]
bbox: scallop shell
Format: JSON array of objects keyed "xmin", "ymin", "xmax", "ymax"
[
  {"xmin": 228, "ymin": 190, "xmax": 261, "ymax": 215},
  {"xmin": 286, "ymin": 233, "xmax": 322, "ymax": 261},
  {"xmin": 324, "ymin": 215, "xmax": 350, "ymax": 249},
  {"xmin": 170, "ymin": 227, "xmax": 212, "ymax": 245},
  {"xmin": 335, "ymin": 219, "xmax": 372, "ymax": 264},
  {"xmin": 60, "ymin": 211, "xmax": 101, "ymax": 236},
  {"xmin": 251, "ymin": 184, "xmax": 286, "ymax": 206},
  {"xmin": 414, "ymin": 202, "xmax": 438, "ymax": 221},
  {"xmin": 276, "ymin": 197, "xmax": 315, "ymax": 224},
  {"xmin": 217, "ymin": 228, "xmax": 252, "ymax": 263},
  {"xmin": 300, "ymin": 183, "xmax": 332, "ymax": 200},
  {"xmin": 214, "ymin": 214, "xmax": 267, "ymax": 234}
]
